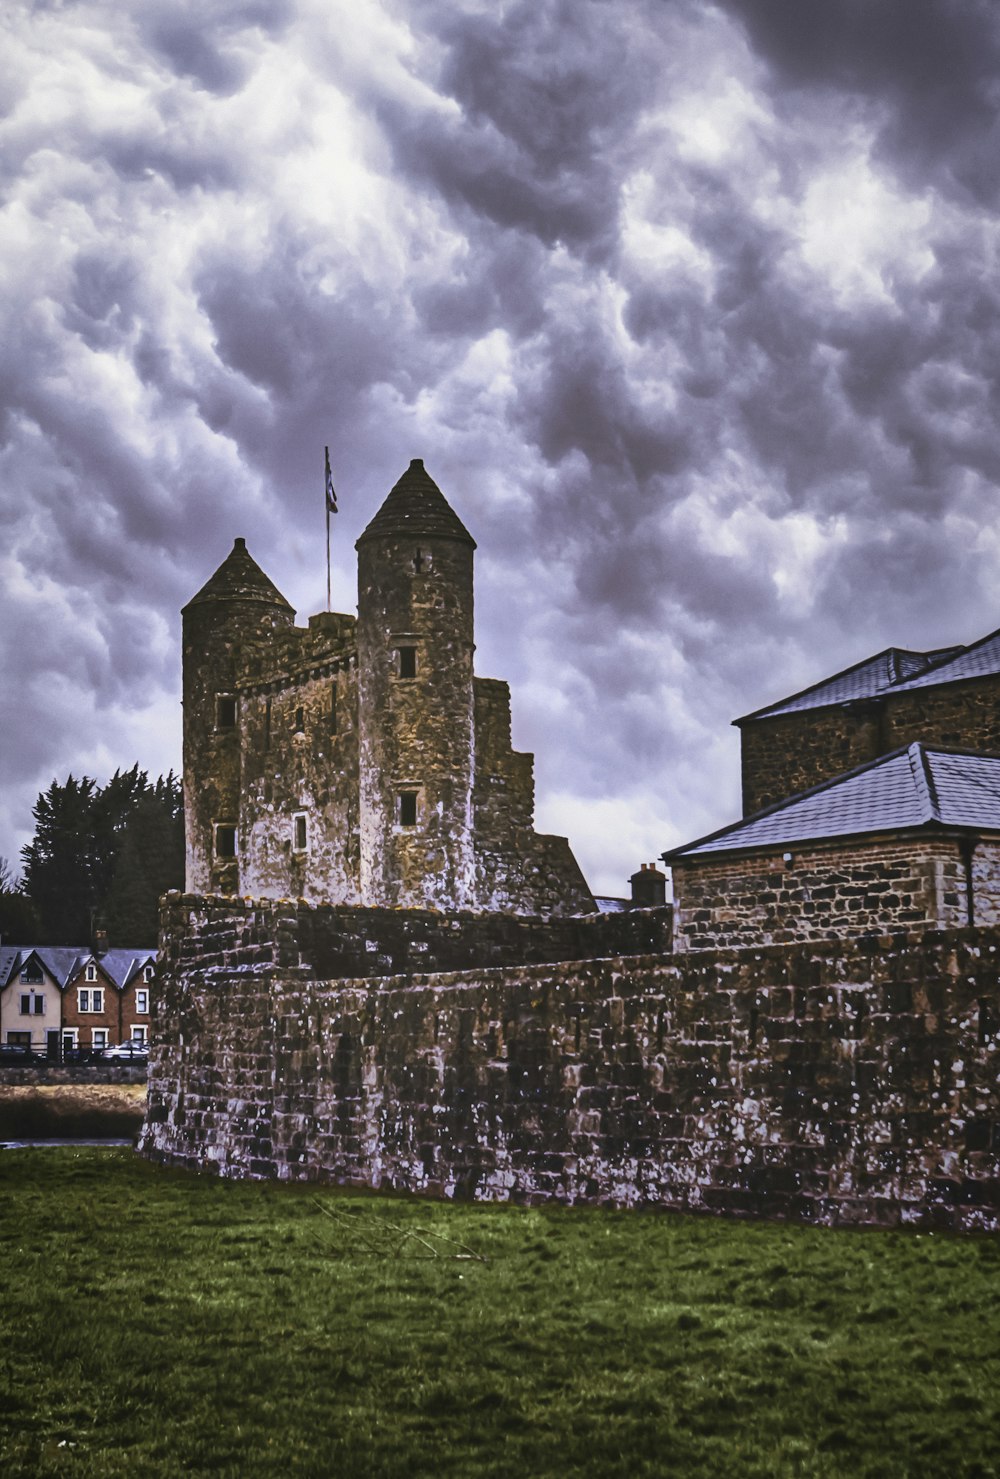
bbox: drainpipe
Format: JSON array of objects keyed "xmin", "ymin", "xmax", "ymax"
[{"xmin": 959, "ymin": 837, "xmax": 976, "ymax": 927}]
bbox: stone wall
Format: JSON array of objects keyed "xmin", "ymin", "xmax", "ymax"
[
  {"xmin": 739, "ymin": 674, "xmax": 1000, "ymax": 815},
  {"xmin": 141, "ymin": 922, "xmax": 1000, "ymax": 1231},
  {"xmin": 670, "ymin": 836, "xmax": 996, "ymax": 952},
  {"xmin": 158, "ymin": 893, "xmax": 673, "ymax": 980}
]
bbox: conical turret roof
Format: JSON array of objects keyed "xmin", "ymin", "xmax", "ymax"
[
  {"xmin": 182, "ymin": 538, "xmax": 294, "ymax": 613},
  {"xmin": 356, "ymin": 460, "xmax": 476, "ymax": 549}
]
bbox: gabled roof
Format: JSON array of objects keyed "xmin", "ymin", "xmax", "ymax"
[
  {"xmin": 183, "ymin": 538, "xmax": 294, "ymax": 614},
  {"xmin": 0, "ymin": 947, "xmax": 156, "ymax": 990},
  {"xmin": 356, "ymin": 460, "xmax": 476, "ymax": 549},
  {"xmin": 735, "ymin": 645, "xmax": 964, "ymax": 723},
  {"xmin": 664, "ymin": 744, "xmax": 1000, "ymax": 859}
]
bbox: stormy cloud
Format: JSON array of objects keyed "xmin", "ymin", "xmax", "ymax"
[{"xmin": 2, "ymin": 0, "xmax": 1000, "ymax": 897}]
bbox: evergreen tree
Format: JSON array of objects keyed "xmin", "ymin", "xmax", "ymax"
[
  {"xmin": 20, "ymin": 770, "xmax": 184, "ymax": 946},
  {"xmin": 0, "ymin": 857, "xmax": 38, "ymax": 944}
]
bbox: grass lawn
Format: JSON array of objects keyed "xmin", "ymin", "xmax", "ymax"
[{"xmin": 0, "ymin": 1149, "xmax": 997, "ymax": 1478}]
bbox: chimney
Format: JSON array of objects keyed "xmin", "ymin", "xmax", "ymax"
[
  {"xmin": 93, "ymin": 928, "xmax": 109, "ymax": 958},
  {"xmin": 629, "ymin": 863, "xmax": 666, "ymax": 909}
]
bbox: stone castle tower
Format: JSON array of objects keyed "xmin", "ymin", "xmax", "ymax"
[{"xmin": 182, "ymin": 460, "xmax": 594, "ymax": 916}]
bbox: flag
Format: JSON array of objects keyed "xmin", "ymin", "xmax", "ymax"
[{"xmin": 325, "ymin": 446, "xmax": 337, "ymax": 514}]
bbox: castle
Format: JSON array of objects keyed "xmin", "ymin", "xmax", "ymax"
[
  {"xmin": 142, "ymin": 475, "xmax": 1000, "ymax": 1231},
  {"xmin": 182, "ymin": 460, "xmax": 594, "ymax": 916}
]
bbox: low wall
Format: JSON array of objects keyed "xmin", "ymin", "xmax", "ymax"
[
  {"xmin": 141, "ymin": 921, "xmax": 1000, "ymax": 1231},
  {"xmin": 158, "ymin": 892, "xmax": 673, "ymax": 976}
]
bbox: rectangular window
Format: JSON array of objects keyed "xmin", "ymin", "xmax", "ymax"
[
  {"xmin": 7, "ymin": 1031, "xmax": 31, "ymax": 1046},
  {"xmin": 132, "ymin": 1026, "xmax": 148, "ymax": 1044},
  {"xmin": 136, "ymin": 990, "xmax": 149, "ymax": 1015},
  {"xmin": 215, "ymin": 823, "xmax": 238, "ymax": 858},
  {"xmin": 19, "ymin": 994, "xmax": 30, "ymax": 1016},
  {"xmin": 78, "ymin": 989, "xmax": 103, "ymax": 1013},
  {"xmin": 63, "ymin": 1030, "xmax": 78, "ymax": 1052},
  {"xmin": 143, "ymin": 964, "xmax": 154, "ymax": 982},
  {"xmin": 398, "ymin": 646, "xmax": 417, "ymax": 679},
  {"xmin": 216, "ymin": 694, "xmax": 237, "ymax": 729},
  {"xmin": 33, "ymin": 995, "xmax": 44, "ymax": 1016},
  {"xmin": 79, "ymin": 989, "xmax": 89, "ymax": 1013},
  {"xmin": 330, "ymin": 680, "xmax": 338, "ymax": 734},
  {"xmin": 92, "ymin": 1029, "xmax": 108, "ymax": 1050},
  {"xmin": 293, "ymin": 813, "xmax": 308, "ymax": 852},
  {"xmin": 399, "ymin": 791, "xmax": 418, "ymax": 828},
  {"xmin": 294, "ymin": 706, "xmax": 305, "ymax": 733},
  {"xmin": 85, "ymin": 963, "xmax": 97, "ymax": 982}
]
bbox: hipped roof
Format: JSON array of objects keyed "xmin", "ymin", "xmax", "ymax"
[{"xmin": 664, "ymin": 744, "xmax": 1000, "ymax": 859}]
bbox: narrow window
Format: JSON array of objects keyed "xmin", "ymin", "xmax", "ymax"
[
  {"xmin": 136, "ymin": 990, "xmax": 149, "ymax": 1015},
  {"xmin": 19, "ymin": 994, "xmax": 30, "ymax": 1016},
  {"xmin": 413, "ymin": 549, "xmax": 428, "ymax": 574},
  {"xmin": 86, "ymin": 963, "xmax": 97, "ymax": 982},
  {"xmin": 216, "ymin": 694, "xmax": 237, "ymax": 729},
  {"xmin": 215, "ymin": 823, "xmax": 238, "ymax": 859},
  {"xmin": 329, "ymin": 680, "xmax": 338, "ymax": 735},
  {"xmin": 399, "ymin": 791, "xmax": 418, "ymax": 828},
  {"xmin": 143, "ymin": 964, "xmax": 154, "ymax": 982},
  {"xmin": 293, "ymin": 813, "xmax": 308, "ymax": 852},
  {"xmin": 79, "ymin": 989, "xmax": 90, "ymax": 1013},
  {"xmin": 92, "ymin": 1029, "xmax": 108, "ymax": 1050},
  {"xmin": 33, "ymin": 995, "xmax": 44, "ymax": 1017},
  {"xmin": 398, "ymin": 646, "xmax": 417, "ymax": 679},
  {"xmin": 93, "ymin": 989, "xmax": 103, "ymax": 1013},
  {"xmin": 294, "ymin": 706, "xmax": 305, "ymax": 733}
]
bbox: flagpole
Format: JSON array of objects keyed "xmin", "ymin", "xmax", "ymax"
[{"xmin": 325, "ymin": 445, "xmax": 331, "ymax": 612}]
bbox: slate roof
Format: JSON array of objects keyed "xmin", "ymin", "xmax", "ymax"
[
  {"xmin": 888, "ymin": 627, "xmax": 1000, "ymax": 693},
  {"xmin": 357, "ymin": 460, "xmax": 476, "ymax": 549},
  {"xmin": 0, "ymin": 947, "xmax": 156, "ymax": 990},
  {"xmin": 664, "ymin": 744, "xmax": 1000, "ymax": 859},
  {"xmin": 183, "ymin": 538, "xmax": 295, "ymax": 614},
  {"xmin": 736, "ymin": 645, "xmax": 964, "ymax": 723}
]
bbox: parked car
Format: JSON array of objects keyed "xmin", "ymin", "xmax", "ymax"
[{"xmin": 102, "ymin": 1041, "xmax": 149, "ymax": 1061}]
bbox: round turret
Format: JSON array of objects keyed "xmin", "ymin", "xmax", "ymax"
[
  {"xmin": 182, "ymin": 539, "xmax": 295, "ymax": 894},
  {"xmin": 356, "ymin": 460, "xmax": 477, "ymax": 908}
]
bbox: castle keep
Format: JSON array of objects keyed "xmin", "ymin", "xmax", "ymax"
[{"xmin": 182, "ymin": 460, "xmax": 593, "ymax": 915}]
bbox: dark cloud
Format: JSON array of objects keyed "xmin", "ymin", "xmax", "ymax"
[{"xmin": 3, "ymin": 0, "xmax": 1000, "ymax": 892}]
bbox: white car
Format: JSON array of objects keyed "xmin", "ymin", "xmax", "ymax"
[{"xmin": 102, "ymin": 1041, "xmax": 149, "ymax": 1061}]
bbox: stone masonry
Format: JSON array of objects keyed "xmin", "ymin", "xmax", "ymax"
[
  {"xmin": 140, "ymin": 922, "xmax": 1000, "ymax": 1231},
  {"xmin": 182, "ymin": 460, "xmax": 593, "ymax": 916}
]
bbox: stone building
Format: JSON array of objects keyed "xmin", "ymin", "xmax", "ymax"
[
  {"xmin": 665, "ymin": 744, "xmax": 1000, "ymax": 951},
  {"xmin": 182, "ymin": 460, "xmax": 594, "ymax": 915},
  {"xmin": 735, "ymin": 629, "xmax": 1000, "ymax": 815}
]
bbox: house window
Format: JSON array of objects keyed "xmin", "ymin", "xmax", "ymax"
[
  {"xmin": 143, "ymin": 964, "xmax": 154, "ymax": 983},
  {"xmin": 19, "ymin": 993, "xmax": 44, "ymax": 1016},
  {"xmin": 85, "ymin": 963, "xmax": 97, "ymax": 982},
  {"xmin": 135, "ymin": 990, "xmax": 149, "ymax": 1015},
  {"xmin": 293, "ymin": 813, "xmax": 308, "ymax": 852},
  {"xmin": 398, "ymin": 791, "xmax": 418, "ymax": 828},
  {"xmin": 78, "ymin": 988, "xmax": 104, "ymax": 1013},
  {"xmin": 132, "ymin": 1026, "xmax": 148, "ymax": 1044},
  {"xmin": 7, "ymin": 1031, "xmax": 31, "ymax": 1046},
  {"xmin": 92, "ymin": 1028, "xmax": 108, "ymax": 1050},
  {"xmin": 19, "ymin": 962, "xmax": 42, "ymax": 985},
  {"xmin": 215, "ymin": 823, "xmax": 238, "ymax": 858},
  {"xmin": 397, "ymin": 646, "xmax": 417, "ymax": 679},
  {"xmin": 216, "ymin": 694, "xmax": 237, "ymax": 729},
  {"xmin": 63, "ymin": 1029, "xmax": 78, "ymax": 1052}
]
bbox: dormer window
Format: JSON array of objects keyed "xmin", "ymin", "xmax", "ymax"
[
  {"xmin": 397, "ymin": 646, "xmax": 417, "ymax": 679},
  {"xmin": 85, "ymin": 963, "xmax": 97, "ymax": 982},
  {"xmin": 216, "ymin": 694, "xmax": 237, "ymax": 729}
]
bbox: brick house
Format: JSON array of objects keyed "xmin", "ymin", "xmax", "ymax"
[
  {"xmin": 0, "ymin": 947, "xmax": 156, "ymax": 1053},
  {"xmin": 664, "ymin": 744, "xmax": 1000, "ymax": 951},
  {"xmin": 735, "ymin": 628, "xmax": 1000, "ymax": 815}
]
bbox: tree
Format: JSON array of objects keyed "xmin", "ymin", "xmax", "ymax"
[
  {"xmin": 20, "ymin": 769, "xmax": 184, "ymax": 946},
  {"xmin": 0, "ymin": 856, "xmax": 39, "ymax": 944}
]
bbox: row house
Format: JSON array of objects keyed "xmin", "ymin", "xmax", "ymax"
[{"xmin": 0, "ymin": 946, "xmax": 156, "ymax": 1055}]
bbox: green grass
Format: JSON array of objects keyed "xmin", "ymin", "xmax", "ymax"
[{"xmin": 0, "ymin": 1151, "xmax": 998, "ymax": 1478}]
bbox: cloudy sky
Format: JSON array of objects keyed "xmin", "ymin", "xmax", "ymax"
[{"xmin": 3, "ymin": 0, "xmax": 1000, "ymax": 898}]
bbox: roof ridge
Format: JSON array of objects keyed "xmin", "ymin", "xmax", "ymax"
[{"xmin": 906, "ymin": 741, "xmax": 939, "ymax": 821}]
